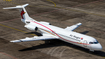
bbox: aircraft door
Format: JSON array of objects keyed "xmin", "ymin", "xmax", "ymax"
[{"xmin": 83, "ymin": 40, "xmax": 88, "ymax": 47}]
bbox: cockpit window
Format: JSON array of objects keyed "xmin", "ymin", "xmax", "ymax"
[
  {"xmin": 89, "ymin": 40, "xmax": 99, "ymax": 44},
  {"xmin": 94, "ymin": 40, "xmax": 99, "ymax": 44},
  {"xmin": 89, "ymin": 42, "xmax": 94, "ymax": 44}
]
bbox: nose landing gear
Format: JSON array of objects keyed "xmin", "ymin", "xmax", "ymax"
[{"xmin": 89, "ymin": 49, "xmax": 94, "ymax": 52}]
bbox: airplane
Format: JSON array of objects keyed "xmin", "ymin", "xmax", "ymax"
[{"xmin": 3, "ymin": 4, "xmax": 102, "ymax": 52}]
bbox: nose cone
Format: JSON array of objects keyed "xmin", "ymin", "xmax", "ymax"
[{"xmin": 91, "ymin": 43, "xmax": 102, "ymax": 50}]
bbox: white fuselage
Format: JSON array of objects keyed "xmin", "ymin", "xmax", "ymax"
[
  {"xmin": 25, "ymin": 20, "xmax": 102, "ymax": 51},
  {"xmin": 4, "ymin": 4, "xmax": 102, "ymax": 52}
]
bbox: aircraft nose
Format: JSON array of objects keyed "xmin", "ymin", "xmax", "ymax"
[{"xmin": 91, "ymin": 43, "xmax": 102, "ymax": 50}]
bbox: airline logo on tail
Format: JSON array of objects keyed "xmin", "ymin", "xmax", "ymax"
[{"xmin": 21, "ymin": 9, "xmax": 25, "ymax": 19}]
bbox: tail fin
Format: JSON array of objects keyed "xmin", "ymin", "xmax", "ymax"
[{"xmin": 3, "ymin": 4, "xmax": 32, "ymax": 23}]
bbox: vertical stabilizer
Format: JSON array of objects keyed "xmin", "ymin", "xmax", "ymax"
[{"xmin": 3, "ymin": 4, "xmax": 32, "ymax": 23}]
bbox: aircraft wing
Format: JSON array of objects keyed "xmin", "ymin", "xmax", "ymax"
[
  {"xmin": 10, "ymin": 35, "xmax": 59, "ymax": 43},
  {"xmin": 65, "ymin": 23, "xmax": 82, "ymax": 31}
]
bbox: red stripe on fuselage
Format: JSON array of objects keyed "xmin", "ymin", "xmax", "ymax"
[{"xmin": 30, "ymin": 21, "xmax": 90, "ymax": 45}]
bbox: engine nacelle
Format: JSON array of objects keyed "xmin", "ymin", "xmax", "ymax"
[
  {"xmin": 24, "ymin": 24, "xmax": 38, "ymax": 31},
  {"xmin": 39, "ymin": 21, "xmax": 51, "ymax": 25}
]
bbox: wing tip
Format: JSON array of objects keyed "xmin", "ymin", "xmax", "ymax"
[{"xmin": 77, "ymin": 23, "xmax": 82, "ymax": 26}]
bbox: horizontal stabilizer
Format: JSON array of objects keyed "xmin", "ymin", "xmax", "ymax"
[
  {"xmin": 3, "ymin": 4, "xmax": 29, "ymax": 9},
  {"xmin": 65, "ymin": 23, "xmax": 82, "ymax": 31}
]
